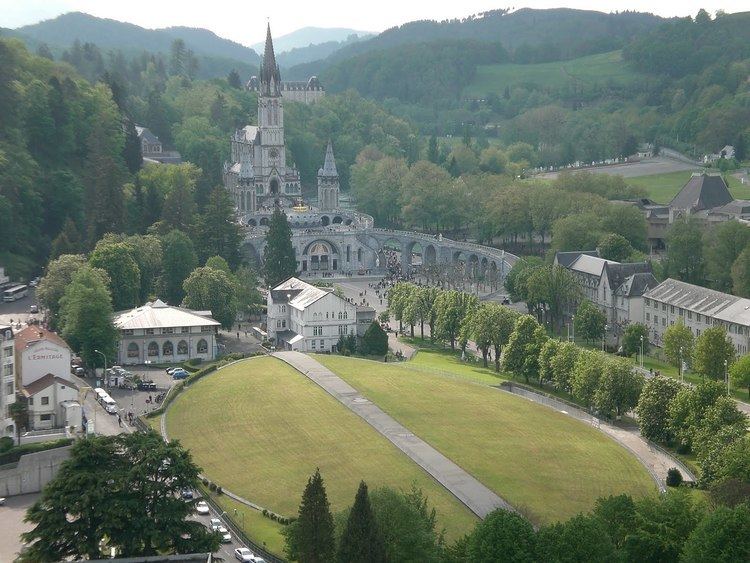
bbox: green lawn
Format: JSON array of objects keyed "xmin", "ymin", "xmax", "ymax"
[
  {"xmin": 166, "ymin": 356, "xmax": 477, "ymax": 542},
  {"xmin": 465, "ymin": 50, "xmax": 638, "ymax": 97},
  {"xmin": 627, "ymin": 171, "xmax": 750, "ymax": 204},
  {"xmin": 316, "ymin": 355, "xmax": 656, "ymax": 526},
  {"xmin": 211, "ymin": 494, "xmax": 287, "ymax": 557}
]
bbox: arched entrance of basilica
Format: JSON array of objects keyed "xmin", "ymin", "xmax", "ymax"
[{"xmin": 302, "ymin": 240, "xmax": 339, "ymax": 272}]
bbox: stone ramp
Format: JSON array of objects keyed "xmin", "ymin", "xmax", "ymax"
[{"xmin": 272, "ymin": 351, "xmax": 511, "ymax": 518}]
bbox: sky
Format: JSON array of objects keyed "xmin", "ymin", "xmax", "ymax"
[{"xmin": 0, "ymin": 0, "xmax": 746, "ymax": 46}]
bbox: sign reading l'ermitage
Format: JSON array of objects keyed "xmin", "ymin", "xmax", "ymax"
[{"xmin": 26, "ymin": 344, "xmax": 66, "ymax": 362}]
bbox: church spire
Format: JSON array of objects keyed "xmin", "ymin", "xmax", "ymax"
[
  {"xmin": 260, "ymin": 23, "xmax": 281, "ymax": 97},
  {"xmin": 319, "ymin": 140, "xmax": 338, "ymax": 177}
]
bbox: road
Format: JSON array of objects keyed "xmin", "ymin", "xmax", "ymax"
[
  {"xmin": 0, "ymin": 287, "xmax": 38, "ymax": 327},
  {"xmin": 191, "ymin": 494, "xmax": 251, "ymax": 562},
  {"xmin": 0, "ymin": 493, "xmax": 39, "ymax": 562},
  {"xmin": 537, "ymin": 156, "xmax": 699, "ymax": 180}
]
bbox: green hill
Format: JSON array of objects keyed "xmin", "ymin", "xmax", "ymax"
[{"xmin": 464, "ymin": 50, "xmax": 640, "ymax": 97}]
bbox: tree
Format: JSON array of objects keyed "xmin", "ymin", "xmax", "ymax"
[
  {"xmin": 665, "ymin": 218, "xmax": 705, "ymax": 285},
  {"xmin": 537, "ymin": 514, "xmax": 615, "ymax": 563},
  {"xmin": 467, "ymin": 509, "xmax": 537, "ymax": 563},
  {"xmin": 693, "ymin": 325, "xmax": 735, "ymax": 380},
  {"xmin": 663, "ymin": 319, "xmax": 694, "ymax": 374},
  {"xmin": 730, "ymin": 354, "xmax": 750, "ymax": 399},
  {"xmin": 731, "ymin": 246, "xmax": 750, "ymax": 297},
  {"xmin": 263, "ymin": 207, "xmax": 297, "ymax": 287},
  {"xmin": 434, "ymin": 290, "xmax": 477, "ymax": 350},
  {"xmin": 703, "ymin": 221, "xmax": 750, "ymax": 292},
  {"xmin": 50, "ymin": 218, "xmax": 83, "ymax": 259},
  {"xmin": 572, "ymin": 350, "xmax": 607, "ymax": 408},
  {"xmin": 594, "ymin": 358, "xmax": 644, "ymax": 418},
  {"xmin": 9, "ymin": 397, "xmax": 29, "ymax": 443},
  {"xmin": 19, "ymin": 433, "xmax": 219, "ymax": 562},
  {"xmin": 668, "ymin": 380, "xmax": 725, "ymax": 451},
  {"xmin": 574, "ymin": 300, "xmax": 606, "ymax": 344},
  {"xmin": 592, "ymin": 494, "xmax": 636, "ymax": 549},
  {"xmin": 227, "ymin": 69, "xmax": 242, "ymax": 89},
  {"xmin": 59, "ymin": 265, "xmax": 118, "ymax": 367},
  {"xmin": 550, "ymin": 341, "xmax": 579, "ymax": 392},
  {"xmin": 337, "ymin": 481, "xmax": 386, "ymax": 563},
  {"xmin": 526, "ymin": 264, "xmax": 581, "ymax": 331},
  {"xmin": 160, "ymin": 230, "xmax": 197, "ymax": 305},
  {"xmin": 636, "ymin": 376, "xmax": 682, "ymax": 443},
  {"xmin": 622, "ymin": 323, "xmax": 649, "ymax": 358},
  {"xmin": 598, "ymin": 232, "xmax": 635, "ymax": 262},
  {"xmin": 387, "ymin": 283, "xmax": 414, "ymax": 333},
  {"xmin": 182, "ymin": 266, "xmax": 237, "ymax": 329},
  {"xmin": 284, "ymin": 468, "xmax": 335, "ymax": 563},
  {"xmin": 122, "ymin": 117, "xmax": 142, "ymax": 175},
  {"xmin": 193, "ymin": 186, "xmax": 242, "ymax": 267},
  {"xmin": 681, "ymin": 503, "xmax": 750, "ymax": 563},
  {"xmin": 427, "ymin": 135, "xmax": 439, "ymax": 164},
  {"xmin": 360, "ymin": 322, "xmax": 388, "ymax": 356},
  {"xmin": 503, "ymin": 315, "xmax": 548, "ymax": 384},
  {"xmin": 504, "ymin": 257, "xmax": 543, "ymax": 304},
  {"xmin": 233, "ymin": 266, "xmax": 263, "ymax": 317},
  {"xmin": 538, "ymin": 339, "xmax": 561, "ymax": 386},
  {"xmin": 488, "ymin": 304, "xmax": 519, "ymax": 373},
  {"xmin": 89, "ymin": 241, "xmax": 141, "ymax": 310},
  {"xmin": 36, "ymin": 254, "xmax": 87, "ymax": 328},
  {"xmin": 125, "ymin": 234, "xmax": 164, "ymax": 303}
]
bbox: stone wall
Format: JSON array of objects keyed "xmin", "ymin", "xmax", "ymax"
[{"xmin": 0, "ymin": 446, "xmax": 71, "ymax": 497}]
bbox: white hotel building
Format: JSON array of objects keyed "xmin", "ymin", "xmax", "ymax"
[{"xmin": 1, "ymin": 323, "xmax": 15, "ymax": 440}]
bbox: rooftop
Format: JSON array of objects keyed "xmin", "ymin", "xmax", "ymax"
[
  {"xmin": 14, "ymin": 325, "xmax": 70, "ymax": 354},
  {"xmin": 669, "ymin": 173, "xmax": 733, "ymax": 212},
  {"xmin": 614, "ymin": 272, "xmax": 658, "ymax": 297},
  {"xmin": 114, "ymin": 299, "xmax": 220, "ymax": 330},
  {"xmin": 643, "ymin": 278, "xmax": 750, "ymax": 324},
  {"xmin": 23, "ymin": 373, "xmax": 78, "ymax": 397},
  {"xmin": 271, "ymin": 277, "xmax": 332, "ymax": 310},
  {"xmin": 569, "ymin": 254, "xmax": 615, "ymax": 277}
]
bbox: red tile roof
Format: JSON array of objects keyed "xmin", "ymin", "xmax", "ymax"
[
  {"xmin": 22, "ymin": 373, "xmax": 78, "ymax": 397},
  {"xmin": 14, "ymin": 325, "xmax": 71, "ymax": 354}
]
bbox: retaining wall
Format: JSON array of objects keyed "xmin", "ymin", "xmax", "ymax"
[{"xmin": 0, "ymin": 446, "xmax": 71, "ymax": 497}]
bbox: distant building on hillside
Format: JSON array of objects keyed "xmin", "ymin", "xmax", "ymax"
[
  {"xmin": 246, "ymin": 74, "xmax": 325, "ymax": 104},
  {"xmin": 135, "ymin": 126, "xmax": 182, "ymax": 164}
]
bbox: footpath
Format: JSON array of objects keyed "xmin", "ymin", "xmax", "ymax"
[{"xmin": 272, "ymin": 350, "xmax": 511, "ymax": 518}]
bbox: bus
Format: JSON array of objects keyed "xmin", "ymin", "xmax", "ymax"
[
  {"xmin": 2, "ymin": 284, "xmax": 28, "ymax": 302},
  {"xmin": 94, "ymin": 388, "xmax": 118, "ymax": 414}
]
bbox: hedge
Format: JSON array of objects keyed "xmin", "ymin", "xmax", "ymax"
[{"xmin": 0, "ymin": 438, "xmax": 73, "ymax": 466}]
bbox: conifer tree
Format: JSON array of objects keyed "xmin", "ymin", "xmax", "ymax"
[
  {"xmin": 289, "ymin": 468, "xmax": 335, "ymax": 563},
  {"xmin": 337, "ymin": 481, "xmax": 386, "ymax": 563},
  {"xmin": 263, "ymin": 207, "xmax": 297, "ymax": 287}
]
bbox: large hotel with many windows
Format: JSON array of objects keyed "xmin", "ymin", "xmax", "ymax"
[{"xmin": 113, "ymin": 300, "xmax": 220, "ymax": 365}]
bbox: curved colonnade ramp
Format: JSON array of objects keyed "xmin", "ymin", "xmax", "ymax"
[{"xmin": 272, "ymin": 351, "xmax": 511, "ymax": 518}]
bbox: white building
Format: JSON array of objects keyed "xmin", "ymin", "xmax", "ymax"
[
  {"xmin": 267, "ymin": 277, "xmax": 370, "ymax": 352},
  {"xmin": 22, "ymin": 374, "xmax": 81, "ymax": 431},
  {"xmin": 114, "ymin": 299, "xmax": 220, "ymax": 365},
  {"xmin": 1, "ymin": 323, "xmax": 15, "ymax": 440},
  {"xmin": 0, "ymin": 266, "xmax": 9, "ymax": 286},
  {"xmin": 643, "ymin": 278, "xmax": 750, "ymax": 354},
  {"xmin": 14, "ymin": 326, "xmax": 71, "ymax": 388}
]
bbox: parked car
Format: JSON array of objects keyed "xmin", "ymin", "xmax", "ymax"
[
  {"xmin": 195, "ymin": 501, "xmax": 209, "ymax": 515},
  {"xmin": 171, "ymin": 368, "xmax": 188, "ymax": 380},
  {"xmin": 181, "ymin": 488, "xmax": 193, "ymax": 500},
  {"xmin": 210, "ymin": 518, "xmax": 222, "ymax": 531},
  {"xmin": 74, "ymin": 367, "xmax": 85, "ymax": 377},
  {"xmin": 166, "ymin": 367, "xmax": 180, "ymax": 375},
  {"xmin": 234, "ymin": 548, "xmax": 256, "ymax": 562},
  {"xmin": 29, "ymin": 304, "xmax": 38, "ymax": 313},
  {"xmin": 138, "ymin": 380, "xmax": 157, "ymax": 391},
  {"xmin": 220, "ymin": 530, "xmax": 232, "ymax": 543}
]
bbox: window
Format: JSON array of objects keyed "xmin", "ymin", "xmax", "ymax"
[
  {"xmin": 163, "ymin": 341, "xmax": 174, "ymax": 356},
  {"xmin": 654, "ymin": 315, "xmax": 658, "ymax": 325},
  {"xmin": 338, "ymin": 312, "xmax": 342, "ymax": 320},
  {"xmin": 697, "ymin": 314, "xmax": 702, "ymax": 322},
  {"xmin": 282, "ymin": 320, "xmax": 286, "ymax": 328},
  {"xmin": 40, "ymin": 414, "xmax": 51, "ymax": 421},
  {"xmin": 277, "ymin": 320, "xmax": 282, "ymax": 328},
  {"xmin": 177, "ymin": 340, "xmax": 188, "ymax": 355},
  {"xmin": 164, "ymin": 327, "xmax": 174, "ymax": 334},
  {"xmin": 326, "ymin": 312, "xmax": 329, "ymax": 319},
  {"xmin": 28, "ymin": 397, "xmax": 34, "ymax": 405},
  {"xmin": 2, "ymin": 363, "xmax": 12, "ymax": 376},
  {"xmin": 662, "ymin": 317, "xmax": 666, "ymax": 327},
  {"xmin": 148, "ymin": 341, "xmax": 159, "ymax": 357},
  {"xmin": 181, "ymin": 327, "xmax": 189, "ymax": 333},
  {"xmin": 281, "ymin": 305, "xmax": 286, "ymax": 313},
  {"xmin": 320, "ymin": 339, "xmax": 324, "ymax": 347},
  {"xmin": 127, "ymin": 342, "xmax": 139, "ymax": 358},
  {"xmin": 311, "ymin": 340, "xmax": 316, "ymax": 349},
  {"xmin": 123, "ymin": 329, "xmax": 134, "ymax": 336},
  {"xmin": 679, "ymin": 308, "xmax": 684, "ymax": 316},
  {"xmin": 41, "ymin": 396, "xmax": 49, "ymax": 405},
  {"xmin": 197, "ymin": 339, "xmax": 208, "ymax": 354},
  {"xmin": 696, "ymin": 329, "xmax": 701, "ymax": 336},
  {"xmin": 201, "ymin": 326, "xmax": 213, "ymax": 333},
  {"xmin": 344, "ymin": 311, "xmax": 348, "ymax": 320},
  {"xmin": 146, "ymin": 328, "xmax": 155, "ymax": 335},
  {"xmin": 645, "ymin": 312, "xmax": 650, "ymax": 322},
  {"xmin": 662, "ymin": 303, "xmax": 666, "ymax": 312},
  {"xmin": 670, "ymin": 305, "xmax": 674, "ymax": 314},
  {"xmin": 688, "ymin": 311, "xmax": 693, "ymax": 320},
  {"xmin": 644, "ymin": 298, "xmax": 651, "ymax": 307},
  {"xmin": 5, "ymin": 382, "xmax": 13, "ymax": 395}
]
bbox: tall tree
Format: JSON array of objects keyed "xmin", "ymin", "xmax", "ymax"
[
  {"xmin": 467, "ymin": 509, "xmax": 537, "ymax": 563},
  {"xmin": 550, "ymin": 341, "xmax": 580, "ymax": 392},
  {"xmin": 36, "ymin": 254, "xmax": 87, "ymax": 329},
  {"xmin": 574, "ymin": 300, "xmax": 606, "ymax": 344},
  {"xmin": 227, "ymin": 69, "xmax": 242, "ymax": 89},
  {"xmin": 636, "ymin": 376, "xmax": 682, "ymax": 443},
  {"xmin": 537, "ymin": 514, "xmax": 615, "ymax": 563},
  {"xmin": 571, "ymin": 350, "xmax": 607, "ymax": 408},
  {"xmin": 665, "ymin": 218, "xmax": 706, "ymax": 285},
  {"xmin": 19, "ymin": 433, "xmax": 219, "ymax": 562},
  {"xmin": 663, "ymin": 319, "xmax": 694, "ymax": 373},
  {"xmin": 181, "ymin": 266, "xmax": 237, "ymax": 329},
  {"xmin": 730, "ymin": 354, "xmax": 750, "ymax": 399},
  {"xmin": 703, "ymin": 221, "xmax": 750, "ymax": 292},
  {"xmin": 337, "ymin": 481, "xmax": 386, "ymax": 563},
  {"xmin": 693, "ymin": 325, "xmax": 736, "ymax": 380},
  {"xmin": 731, "ymin": 245, "xmax": 750, "ymax": 298},
  {"xmin": 89, "ymin": 241, "xmax": 141, "ymax": 310},
  {"xmin": 263, "ymin": 207, "xmax": 297, "ymax": 287},
  {"xmin": 503, "ymin": 314, "xmax": 548, "ymax": 383},
  {"xmin": 285, "ymin": 468, "xmax": 335, "ymax": 563},
  {"xmin": 59, "ymin": 265, "xmax": 118, "ymax": 367},
  {"xmin": 160, "ymin": 229, "xmax": 198, "ymax": 305},
  {"xmin": 593, "ymin": 358, "xmax": 644, "ymax": 418},
  {"xmin": 434, "ymin": 290, "xmax": 478, "ymax": 350},
  {"xmin": 194, "ymin": 186, "xmax": 242, "ymax": 267},
  {"xmin": 122, "ymin": 117, "xmax": 143, "ymax": 175},
  {"xmin": 681, "ymin": 503, "xmax": 750, "ymax": 562},
  {"xmin": 622, "ymin": 323, "xmax": 649, "ymax": 358}
]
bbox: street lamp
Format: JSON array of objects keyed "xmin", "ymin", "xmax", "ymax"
[
  {"xmin": 94, "ymin": 349, "xmax": 107, "ymax": 389},
  {"xmin": 639, "ymin": 335, "xmax": 644, "ymax": 369},
  {"xmin": 602, "ymin": 324, "xmax": 609, "ymax": 351},
  {"xmin": 725, "ymin": 359, "xmax": 729, "ymax": 396}
]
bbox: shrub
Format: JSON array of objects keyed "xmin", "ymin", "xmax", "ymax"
[
  {"xmin": 0, "ymin": 436, "xmax": 13, "ymax": 453},
  {"xmin": 0, "ymin": 438, "xmax": 73, "ymax": 465},
  {"xmin": 666, "ymin": 467, "xmax": 683, "ymax": 487},
  {"xmin": 216, "ymin": 486, "xmax": 222, "ymax": 495},
  {"xmin": 187, "ymin": 358, "xmax": 203, "ymax": 366},
  {"xmin": 209, "ymin": 482, "xmax": 217, "ymax": 492},
  {"xmin": 202, "ymin": 478, "xmax": 209, "ymax": 486}
]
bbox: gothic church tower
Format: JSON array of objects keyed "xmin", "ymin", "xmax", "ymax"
[
  {"xmin": 257, "ymin": 24, "xmax": 287, "ymax": 195},
  {"xmin": 317, "ymin": 141, "xmax": 340, "ymax": 211}
]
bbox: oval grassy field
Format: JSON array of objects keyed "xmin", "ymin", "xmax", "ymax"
[
  {"xmin": 166, "ymin": 356, "xmax": 477, "ymax": 541},
  {"xmin": 316, "ymin": 354, "xmax": 656, "ymax": 525}
]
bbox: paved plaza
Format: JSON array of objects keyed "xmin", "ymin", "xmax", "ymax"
[{"xmin": 0, "ymin": 493, "xmax": 39, "ymax": 562}]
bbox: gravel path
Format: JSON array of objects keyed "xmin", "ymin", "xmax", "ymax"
[{"xmin": 273, "ymin": 351, "xmax": 512, "ymax": 518}]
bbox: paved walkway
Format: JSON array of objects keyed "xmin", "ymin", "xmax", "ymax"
[
  {"xmin": 499, "ymin": 383, "xmax": 696, "ymax": 491},
  {"xmin": 272, "ymin": 351, "xmax": 511, "ymax": 518}
]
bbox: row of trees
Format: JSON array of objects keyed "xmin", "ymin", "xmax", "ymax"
[{"xmin": 285, "ymin": 466, "xmax": 750, "ymax": 563}]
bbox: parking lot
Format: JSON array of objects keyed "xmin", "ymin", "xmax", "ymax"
[{"xmin": 0, "ymin": 288, "xmax": 38, "ymax": 327}]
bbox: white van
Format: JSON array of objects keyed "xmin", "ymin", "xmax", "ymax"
[{"xmin": 101, "ymin": 397, "xmax": 118, "ymax": 414}]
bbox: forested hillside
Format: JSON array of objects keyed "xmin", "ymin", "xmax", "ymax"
[{"xmin": 0, "ymin": 36, "xmax": 418, "ymax": 278}]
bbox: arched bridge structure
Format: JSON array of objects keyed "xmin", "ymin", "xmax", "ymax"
[{"xmin": 241, "ymin": 214, "xmax": 518, "ymax": 283}]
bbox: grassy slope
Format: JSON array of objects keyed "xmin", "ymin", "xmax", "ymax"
[
  {"xmin": 465, "ymin": 50, "xmax": 638, "ymax": 97},
  {"xmin": 316, "ymin": 353, "xmax": 656, "ymax": 526},
  {"xmin": 166, "ymin": 356, "xmax": 476, "ymax": 540},
  {"xmin": 627, "ymin": 171, "xmax": 750, "ymax": 204}
]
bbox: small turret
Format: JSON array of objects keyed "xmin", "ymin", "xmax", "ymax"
[{"xmin": 317, "ymin": 140, "xmax": 339, "ymax": 211}]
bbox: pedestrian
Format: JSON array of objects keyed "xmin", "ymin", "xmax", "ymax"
[
  {"xmin": 238, "ymin": 322, "xmax": 241, "ymax": 330},
  {"xmin": 117, "ymin": 414, "xmax": 122, "ymax": 427},
  {"xmin": 237, "ymin": 331, "xmax": 240, "ymax": 339}
]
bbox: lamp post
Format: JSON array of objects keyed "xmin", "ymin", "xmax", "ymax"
[
  {"xmin": 602, "ymin": 324, "xmax": 609, "ymax": 351},
  {"xmin": 639, "ymin": 335, "xmax": 644, "ymax": 369},
  {"xmin": 94, "ymin": 349, "xmax": 107, "ymax": 390},
  {"xmin": 725, "ymin": 359, "xmax": 729, "ymax": 396},
  {"xmin": 679, "ymin": 346, "xmax": 683, "ymax": 383},
  {"xmin": 571, "ymin": 315, "xmax": 575, "ymax": 343}
]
